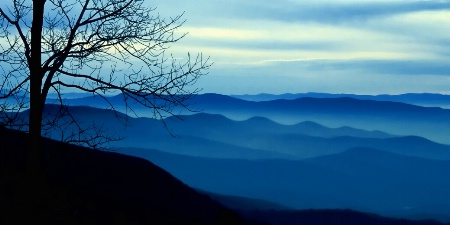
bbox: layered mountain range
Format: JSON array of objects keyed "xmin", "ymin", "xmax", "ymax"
[{"xmin": 8, "ymin": 92, "xmax": 450, "ymax": 223}]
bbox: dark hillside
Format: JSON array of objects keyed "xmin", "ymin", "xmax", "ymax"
[{"xmin": 0, "ymin": 127, "xmax": 243, "ymax": 225}]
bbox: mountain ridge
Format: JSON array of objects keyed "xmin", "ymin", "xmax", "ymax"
[
  {"xmin": 11, "ymin": 105, "xmax": 450, "ymax": 160},
  {"xmin": 39, "ymin": 93, "xmax": 450, "ymax": 144},
  {"xmin": 231, "ymin": 92, "xmax": 450, "ymax": 108},
  {"xmin": 115, "ymin": 146, "xmax": 450, "ymax": 222}
]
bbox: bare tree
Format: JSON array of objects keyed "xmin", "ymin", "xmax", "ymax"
[
  {"xmin": 0, "ymin": 0, "xmax": 209, "ymax": 151},
  {"xmin": 0, "ymin": 0, "xmax": 210, "ymax": 206}
]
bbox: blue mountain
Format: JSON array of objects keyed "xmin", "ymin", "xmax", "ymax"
[
  {"xmin": 52, "ymin": 93, "xmax": 450, "ymax": 145},
  {"xmin": 19, "ymin": 105, "xmax": 450, "ymax": 160},
  {"xmin": 115, "ymin": 147, "xmax": 450, "ymax": 223},
  {"xmin": 188, "ymin": 94, "xmax": 450, "ymax": 144},
  {"xmin": 231, "ymin": 93, "xmax": 450, "ymax": 108}
]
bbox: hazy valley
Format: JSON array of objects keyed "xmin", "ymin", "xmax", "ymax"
[{"xmin": 18, "ymin": 93, "xmax": 450, "ymax": 223}]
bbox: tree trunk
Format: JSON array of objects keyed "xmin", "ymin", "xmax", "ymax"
[
  {"xmin": 25, "ymin": 0, "xmax": 47, "ymax": 222},
  {"xmin": 29, "ymin": 0, "xmax": 45, "ymax": 165},
  {"xmin": 29, "ymin": 0, "xmax": 45, "ymax": 175}
]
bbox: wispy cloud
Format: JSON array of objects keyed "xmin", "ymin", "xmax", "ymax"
[
  {"xmin": 245, "ymin": 1, "xmax": 450, "ymax": 23},
  {"xmin": 155, "ymin": 0, "xmax": 450, "ymax": 94}
]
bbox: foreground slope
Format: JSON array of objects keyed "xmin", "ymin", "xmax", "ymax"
[{"xmin": 0, "ymin": 127, "xmax": 242, "ymax": 225}]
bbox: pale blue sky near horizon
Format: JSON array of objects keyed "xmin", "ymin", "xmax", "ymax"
[
  {"xmin": 151, "ymin": 0, "xmax": 450, "ymax": 95},
  {"xmin": 2, "ymin": 0, "xmax": 450, "ymax": 96}
]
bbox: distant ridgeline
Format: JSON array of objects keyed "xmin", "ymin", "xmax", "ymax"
[
  {"xmin": 3, "ymin": 93, "xmax": 450, "ymax": 224},
  {"xmin": 38, "ymin": 92, "xmax": 450, "ymax": 144}
]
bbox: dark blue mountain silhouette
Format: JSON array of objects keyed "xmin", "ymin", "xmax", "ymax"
[
  {"xmin": 116, "ymin": 146, "xmax": 450, "ymax": 223},
  {"xmin": 15, "ymin": 93, "xmax": 448, "ymax": 225},
  {"xmin": 231, "ymin": 93, "xmax": 450, "ymax": 108},
  {"xmin": 188, "ymin": 94, "xmax": 450, "ymax": 144},
  {"xmin": 176, "ymin": 113, "xmax": 393, "ymax": 139},
  {"xmin": 52, "ymin": 93, "xmax": 450, "ymax": 144},
  {"xmin": 19, "ymin": 105, "xmax": 450, "ymax": 160},
  {"xmin": 48, "ymin": 92, "xmax": 450, "ymax": 109}
]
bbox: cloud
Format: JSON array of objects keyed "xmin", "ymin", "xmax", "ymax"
[
  {"xmin": 171, "ymin": 18, "xmax": 439, "ymax": 66},
  {"xmin": 198, "ymin": 59, "xmax": 450, "ymax": 95},
  {"xmin": 124, "ymin": 0, "xmax": 450, "ymax": 67},
  {"xmin": 168, "ymin": 3, "xmax": 450, "ymax": 66},
  {"xmin": 259, "ymin": 1, "xmax": 450, "ymax": 23},
  {"xmin": 154, "ymin": 0, "xmax": 450, "ymax": 24},
  {"xmin": 270, "ymin": 59, "xmax": 450, "ymax": 76},
  {"xmin": 4, "ymin": 0, "xmax": 449, "ymax": 94},
  {"xmin": 83, "ymin": 0, "xmax": 450, "ymax": 94}
]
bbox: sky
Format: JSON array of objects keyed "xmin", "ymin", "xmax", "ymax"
[{"xmin": 150, "ymin": 0, "xmax": 450, "ymax": 95}]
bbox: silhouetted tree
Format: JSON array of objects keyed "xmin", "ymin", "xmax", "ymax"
[
  {"xmin": 0, "ymin": 0, "xmax": 210, "ymax": 218},
  {"xmin": 0, "ymin": 0, "xmax": 209, "ymax": 152}
]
